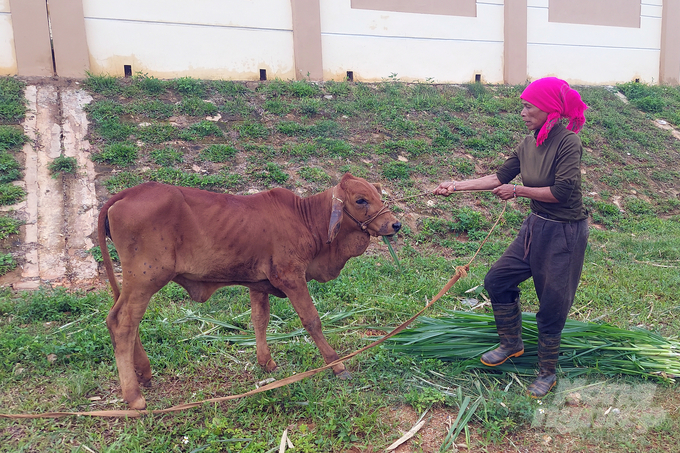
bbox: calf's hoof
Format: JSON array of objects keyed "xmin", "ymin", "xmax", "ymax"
[
  {"xmin": 261, "ymin": 358, "xmax": 278, "ymax": 372},
  {"xmin": 334, "ymin": 369, "xmax": 352, "ymax": 380},
  {"xmin": 125, "ymin": 395, "xmax": 147, "ymax": 411},
  {"xmin": 137, "ymin": 373, "xmax": 153, "ymax": 388}
]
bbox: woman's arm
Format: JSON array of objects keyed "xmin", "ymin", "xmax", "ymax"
[
  {"xmin": 434, "ymin": 174, "xmax": 502, "ymax": 196},
  {"xmin": 493, "ymin": 184, "xmax": 559, "ymax": 202},
  {"xmin": 436, "ymin": 176, "xmax": 559, "ymax": 202}
]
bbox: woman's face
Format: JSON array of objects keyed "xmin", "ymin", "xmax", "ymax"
[{"xmin": 521, "ymin": 100, "xmax": 548, "ymax": 131}]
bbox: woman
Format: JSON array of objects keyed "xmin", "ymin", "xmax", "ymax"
[{"xmin": 434, "ymin": 77, "xmax": 589, "ymax": 398}]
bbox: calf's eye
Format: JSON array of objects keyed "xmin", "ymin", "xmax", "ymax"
[{"xmin": 356, "ymin": 198, "xmax": 367, "ymax": 205}]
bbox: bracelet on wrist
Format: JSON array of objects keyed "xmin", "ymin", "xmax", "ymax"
[{"xmin": 513, "ymin": 184, "xmax": 517, "ymax": 198}]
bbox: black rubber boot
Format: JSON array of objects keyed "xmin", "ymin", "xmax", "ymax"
[
  {"xmin": 527, "ymin": 333, "xmax": 561, "ymax": 398},
  {"xmin": 480, "ymin": 302, "xmax": 524, "ymax": 367}
]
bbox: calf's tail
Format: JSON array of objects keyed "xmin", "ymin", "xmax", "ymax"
[{"xmin": 97, "ymin": 197, "xmax": 121, "ymax": 301}]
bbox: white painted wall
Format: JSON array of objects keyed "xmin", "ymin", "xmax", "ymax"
[
  {"xmin": 0, "ymin": 1, "xmax": 16, "ymax": 75},
  {"xmin": 320, "ymin": 0, "xmax": 505, "ymax": 83},
  {"xmin": 0, "ymin": 0, "xmax": 674, "ymax": 85},
  {"xmin": 81, "ymin": 0, "xmax": 296, "ymax": 79},
  {"xmin": 527, "ymin": 0, "xmax": 662, "ymax": 85}
]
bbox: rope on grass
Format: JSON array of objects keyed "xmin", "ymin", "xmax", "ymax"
[{"xmin": 0, "ymin": 201, "xmax": 507, "ymax": 420}]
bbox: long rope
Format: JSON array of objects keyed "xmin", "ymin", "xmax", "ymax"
[
  {"xmin": 392, "ymin": 189, "xmax": 494, "ymax": 203},
  {"xmin": 1, "ymin": 199, "xmax": 507, "ymax": 420}
]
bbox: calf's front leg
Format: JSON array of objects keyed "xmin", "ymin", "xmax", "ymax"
[{"xmin": 281, "ymin": 283, "xmax": 351, "ymax": 379}]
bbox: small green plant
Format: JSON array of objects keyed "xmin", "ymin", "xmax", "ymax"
[
  {"xmin": 0, "ymin": 77, "xmax": 27, "ymax": 122},
  {"xmin": 0, "ymin": 152, "xmax": 21, "ymax": 183},
  {"xmin": 296, "ymin": 98, "xmax": 323, "ymax": 115},
  {"xmin": 253, "ymin": 162, "xmax": 289, "ymax": 185},
  {"xmin": 150, "ymin": 146, "xmax": 184, "ymax": 167},
  {"xmin": 212, "ymin": 80, "xmax": 250, "ymax": 96},
  {"xmin": 86, "ymin": 100, "xmax": 125, "ymax": 123},
  {"xmin": 0, "ymin": 183, "xmax": 25, "ymax": 205},
  {"xmin": 284, "ymin": 142, "xmax": 316, "ymax": 159},
  {"xmin": 617, "ymin": 81, "xmax": 655, "ymax": 100},
  {"xmin": 0, "ymin": 215, "xmax": 21, "ymax": 240},
  {"xmin": 177, "ymin": 97, "xmax": 219, "ymax": 117},
  {"xmin": 0, "ymin": 125, "xmax": 27, "ymax": 150},
  {"xmin": 103, "ymin": 171, "xmax": 143, "ymax": 193},
  {"xmin": 318, "ymin": 138, "xmax": 352, "ymax": 157},
  {"xmin": 464, "ymin": 137, "xmax": 494, "ymax": 157},
  {"xmin": 97, "ymin": 118, "xmax": 134, "ymax": 142},
  {"xmin": 133, "ymin": 73, "xmax": 168, "ymax": 95},
  {"xmin": 382, "ymin": 161, "xmax": 411, "ymax": 180},
  {"xmin": 324, "ymin": 80, "xmax": 351, "ymax": 96},
  {"xmin": 88, "ymin": 242, "xmax": 119, "ymax": 263},
  {"xmin": 404, "ymin": 387, "xmax": 447, "ymax": 413},
  {"xmin": 180, "ymin": 121, "xmax": 223, "ymax": 140},
  {"xmin": 145, "ymin": 167, "xmax": 241, "ymax": 190},
  {"xmin": 289, "ymin": 80, "xmax": 322, "ymax": 97},
  {"xmin": 199, "ymin": 144, "xmax": 237, "ymax": 162},
  {"xmin": 0, "ymin": 252, "xmax": 16, "ymax": 276},
  {"xmin": 174, "ymin": 76, "xmax": 205, "ymax": 97},
  {"xmin": 451, "ymin": 206, "xmax": 487, "ymax": 234},
  {"xmin": 592, "ymin": 200, "xmax": 623, "ymax": 228},
  {"xmin": 49, "ymin": 155, "xmax": 78, "ymax": 177},
  {"xmin": 83, "ymin": 72, "xmax": 121, "ymax": 96},
  {"xmin": 633, "ymin": 96, "xmax": 665, "ymax": 113},
  {"xmin": 220, "ymin": 98, "xmax": 255, "ymax": 118},
  {"xmin": 277, "ymin": 121, "xmax": 306, "ymax": 136},
  {"xmin": 480, "ymin": 390, "xmax": 535, "ymax": 441},
  {"xmin": 451, "ymin": 157, "xmax": 475, "ymax": 176},
  {"xmin": 125, "ymin": 100, "xmax": 174, "ymax": 119},
  {"xmin": 263, "ymin": 99, "xmax": 292, "ymax": 115},
  {"xmin": 238, "ymin": 122, "xmax": 269, "ymax": 139},
  {"xmin": 624, "ymin": 197, "xmax": 655, "ymax": 215},
  {"xmin": 92, "ymin": 143, "xmax": 138, "ymax": 166},
  {"xmin": 307, "ymin": 120, "xmax": 342, "ymax": 138},
  {"xmin": 298, "ymin": 166, "xmax": 331, "ymax": 183},
  {"xmin": 135, "ymin": 123, "xmax": 178, "ymax": 144},
  {"xmin": 381, "ymin": 139, "xmax": 428, "ymax": 157}
]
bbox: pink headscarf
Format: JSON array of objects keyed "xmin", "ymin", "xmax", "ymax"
[{"xmin": 520, "ymin": 77, "xmax": 588, "ymax": 146}]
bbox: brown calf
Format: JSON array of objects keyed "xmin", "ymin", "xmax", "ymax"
[{"xmin": 97, "ymin": 173, "xmax": 401, "ymax": 409}]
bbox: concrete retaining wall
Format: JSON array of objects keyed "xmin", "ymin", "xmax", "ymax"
[{"xmin": 2, "ymin": 0, "xmax": 680, "ymax": 85}]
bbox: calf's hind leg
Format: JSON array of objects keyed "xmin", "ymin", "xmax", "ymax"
[
  {"xmin": 134, "ymin": 333, "xmax": 152, "ymax": 387},
  {"xmin": 250, "ymin": 290, "xmax": 277, "ymax": 372},
  {"xmin": 106, "ymin": 288, "xmax": 156, "ymax": 410}
]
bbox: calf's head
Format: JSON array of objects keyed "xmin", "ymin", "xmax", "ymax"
[{"xmin": 327, "ymin": 173, "xmax": 401, "ymax": 243}]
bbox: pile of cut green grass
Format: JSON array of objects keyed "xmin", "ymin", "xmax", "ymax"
[{"xmin": 385, "ymin": 311, "xmax": 680, "ymax": 382}]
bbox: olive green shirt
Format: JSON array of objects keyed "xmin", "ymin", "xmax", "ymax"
[{"xmin": 496, "ymin": 123, "xmax": 587, "ymax": 221}]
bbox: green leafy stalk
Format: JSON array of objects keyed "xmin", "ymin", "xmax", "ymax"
[
  {"xmin": 385, "ymin": 311, "xmax": 680, "ymax": 382},
  {"xmin": 382, "ymin": 235, "xmax": 402, "ymax": 271}
]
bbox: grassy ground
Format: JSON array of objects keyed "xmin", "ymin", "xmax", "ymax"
[{"xmin": 0, "ymin": 74, "xmax": 679, "ymax": 452}]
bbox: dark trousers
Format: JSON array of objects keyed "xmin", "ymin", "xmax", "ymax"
[{"xmin": 484, "ymin": 214, "xmax": 589, "ymax": 335}]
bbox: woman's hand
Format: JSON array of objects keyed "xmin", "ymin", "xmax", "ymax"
[
  {"xmin": 492, "ymin": 184, "xmax": 517, "ymax": 200},
  {"xmin": 434, "ymin": 181, "xmax": 456, "ymax": 196}
]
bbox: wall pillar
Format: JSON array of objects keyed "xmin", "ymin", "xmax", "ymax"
[
  {"xmin": 660, "ymin": 0, "xmax": 680, "ymax": 85},
  {"xmin": 9, "ymin": 0, "xmax": 53, "ymax": 76},
  {"xmin": 504, "ymin": 0, "xmax": 527, "ymax": 85},
  {"xmin": 49, "ymin": 0, "xmax": 90, "ymax": 78},
  {"xmin": 290, "ymin": 0, "xmax": 323, "ymax": 81}
]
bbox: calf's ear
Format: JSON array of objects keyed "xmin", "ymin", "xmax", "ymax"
[
  {"xmin": 373, "ymin": 183, "xmax": 382, "ymax": 193},
  {"xmin": 327, "ymin": 193, "xmax": 344, "ymax": 244}
]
